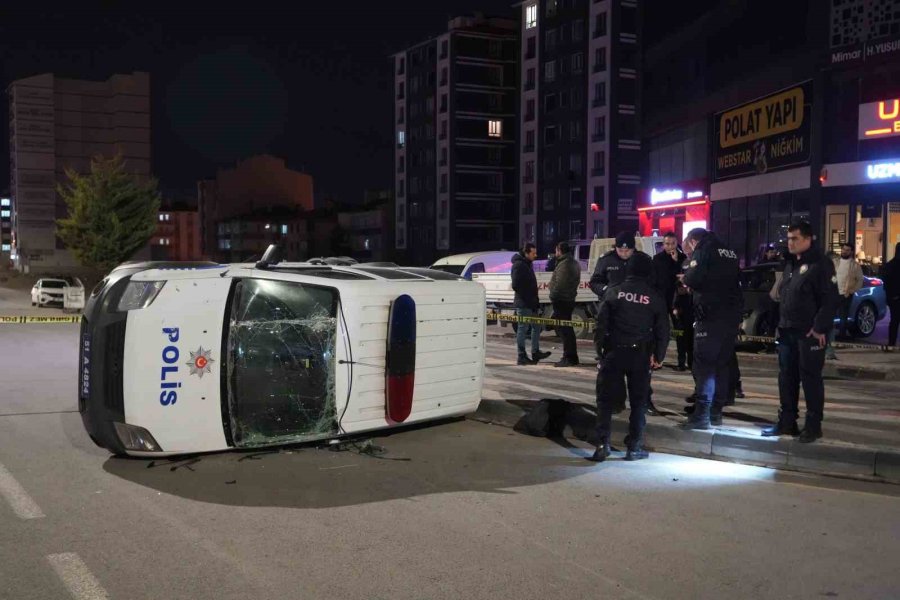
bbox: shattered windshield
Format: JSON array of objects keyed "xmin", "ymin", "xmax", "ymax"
[{"xmin": 226, "ymin": 278, "xmax": 338, "ymax": 448}]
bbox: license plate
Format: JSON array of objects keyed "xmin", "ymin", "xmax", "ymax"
[{"xmin": 80, "ymin": 334, "xmax": 91, "ymax": 400}]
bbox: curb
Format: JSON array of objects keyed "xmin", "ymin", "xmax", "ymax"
[
  {"xmin": 470, "ymin": 398, "xmax": 900, "ymax": 484},
  {"xmin": 486, "ymin": 330, "xmax": 898, "ymax": 382}
]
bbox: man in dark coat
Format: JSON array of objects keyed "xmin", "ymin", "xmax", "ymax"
[{"xmin": 511, "ymin": 243, "xmax": 552, "ymax": 365}]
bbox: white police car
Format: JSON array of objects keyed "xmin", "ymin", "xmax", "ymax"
[{"xmin": 79, "ymin": 248, "xmax": 486, "ymax": 457}]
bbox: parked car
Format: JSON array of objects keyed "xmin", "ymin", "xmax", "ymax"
[
  {"xmin": 31, "ymin": 277, "xmax": 86, "ymax": 312},
  {"xmin": 739, "ymin": 262, "xmax": 887, "ymax": 338}
]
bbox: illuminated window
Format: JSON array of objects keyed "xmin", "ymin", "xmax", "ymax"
[
  {"xmin": 526, "ymin": 4, "xmax": 537, "ymax": 29},
  {"xmin": 1, "ymin": 210, "xmax": 9, "ymax": 218},
  {"xmin": 1, "ymin": 244, "xmax": 9, "ymax": 252},
  {"xmin": 488, "ymin": 120, "xmax": 503, "ymax": 138},
  {"xmin": 281, "ymin": 224, "xmax": 288, "ymax": 234},
  {"xmin": 397, "ymin": 130, "xmax": 405, "ymax": 147},
  {"xmin": 0, "ymin": 198, "xmax": 9, "ymax": 207}
]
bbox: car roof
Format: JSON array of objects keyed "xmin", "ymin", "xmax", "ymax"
[{"xmin": 431, "ymin": 251, "xmax": 515, "ymax": 267}]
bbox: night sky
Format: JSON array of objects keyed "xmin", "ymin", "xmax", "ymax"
[
  {"xmin": 1, "ymin": 2, "xmax": 707, "ymax": 205},
  {"xmin": 0, "ymin": 3, "xmax": 517, "ymax": 205}
]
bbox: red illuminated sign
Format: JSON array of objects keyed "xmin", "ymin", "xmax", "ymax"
[{"xmin": 858, "ymin": 99, "xmax": 900, "ymax": 140}]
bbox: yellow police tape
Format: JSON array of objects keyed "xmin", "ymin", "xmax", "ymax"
[
  {"xmin": 0, "ymin": 315, "xmax": 82, "ymax": 324},
  {"xmin": 486, "ymin": 311, "xmax": 895, "ymax": 351}
]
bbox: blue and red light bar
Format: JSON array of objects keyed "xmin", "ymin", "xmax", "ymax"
[{"xmin": 386, "ymin": 294, "xmax": 416, "ymax": 423}]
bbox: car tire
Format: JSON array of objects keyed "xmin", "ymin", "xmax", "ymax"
[
  {"xmin": 853, "ymin": 301, "xmax": 877, "ymax": 338},
  {"xmin": 572, "ymin": 307, "xmax": 593, "ymax": 340}
]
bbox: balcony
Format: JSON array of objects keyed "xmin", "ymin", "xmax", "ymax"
[
  {"xmin": 523, "ymin": 144, "xmax": 535, "ymax": 153},
  {"xmin": 592, "ymin": 97, "xmax": 606, "ymax": 108},
  {"xmin": 593, "ymin": 63, "xmax": 606, "ymax": 74},
  {"xmin": 525, "ymin": 80, "xmax": 535, "ymax": 91},
  {"xmin": 523, "ymin": 175, "xmax": 535, "ymax": 183},
  {"xmin": 525, "ymin": 113, "xmax": 535, "ymax": 122},
  {"xmin": 591, "ymin": 168, "xmax": 605, "ymax": 176},
  {"xmin": 591, "ymin": 133, "xmax": 605, "ymax": 142}
]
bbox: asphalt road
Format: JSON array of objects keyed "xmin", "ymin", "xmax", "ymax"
[{"xmin": 1, "ymin": 325, "xmax": 900, "ymax": 599}]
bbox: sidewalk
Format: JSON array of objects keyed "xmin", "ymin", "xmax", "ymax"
[
  {"xmin": 488, "ymin": 323, "xmax": 900, "ymax": 381},
  {"xmin": 479, "ymin": 330, "xmax": 900, "ymax": 484}
]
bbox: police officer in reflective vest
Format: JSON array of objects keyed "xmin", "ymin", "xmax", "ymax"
[
  {"xmin": 589, "ymin": 254, "xmax": 669, "ymax": 462},
  {"xmin": 680, "ymin": 227, "xmax": 742, "ymax": 429},
  {"xmin": 763, "ymin": 220, "xmax": 839, "ymax": 443}
]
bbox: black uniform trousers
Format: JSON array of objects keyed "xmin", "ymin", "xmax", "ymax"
[
  {"xmin": 692, "ymin": 316, "xmax": 738, "ymax": 412},
  {"xmin": 673, "ymin": 313, "xmax": 694, "ymax": 368},
  {"xmin": 552, "ymin": 300, "xmax": 578, "ymax": 361},
  {"xmin": 888, "ymin": 298, "xmax": 900, "ymax": 347},
  {"xmin": 595, "ymin": 345, "xmax": 650, "ymax": 447},
  {"xmin": 777, "ymin": 327, "xmax": 826, "ymax": 428}
]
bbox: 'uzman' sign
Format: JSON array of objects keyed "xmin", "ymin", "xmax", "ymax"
[
  {"xmin": 858, "ymin": 99, "xmax": 900, "ymax": 140},
  {"xmin": 713, "ymin": 81, "xmax": 812, "ymax": 181}
]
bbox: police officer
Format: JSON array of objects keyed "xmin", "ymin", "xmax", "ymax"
[
  {"xmin": 589, "ymin": 231, "xmax": 649, "ymax": 296},
  {"xmin": 589, "ymin": 254, "xmax": 669, "ymax": 462},
  {"xmin": 680, "ymin": 227, "xmax": 742, "ymax": 429},
  {"xmin": 590, "ymin": 232, "xmax": 659, "ymax": 414},
  {"xmin": 763, "ymin": 220, "xmax": 839, "ymax": 443}
]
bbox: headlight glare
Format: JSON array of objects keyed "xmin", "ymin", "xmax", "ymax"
[
  {"xmin": 117, "ymin": 280, "xmax": 165, "ymax": 311},
  {"xmin": 114, "ymin": 422, "xmax": 162, "ymax": 452}
]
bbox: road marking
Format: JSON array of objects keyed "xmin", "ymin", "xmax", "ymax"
[
  {"xmin": 0, "ymin": 461, "xmax": 45, "ymax": 519},
  {"xmin": 47, "ymin": 553, "xmax": 109, "ymax": 600}
]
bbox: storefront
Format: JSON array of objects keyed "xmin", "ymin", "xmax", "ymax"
[
  {"xmin": 821, "ymin": 157, "xmax": 900, "ymax": 273},
  {"xmin": 708, "ymin": 81, "xmax": 815, "ymax": 266},
  {"xmin": 637, "ymin": 179, "xmax": 710, "ymax": 240}
]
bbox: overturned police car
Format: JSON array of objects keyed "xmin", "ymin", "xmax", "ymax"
[{"xmin": 79, "ymin": 250, "xmax": 486, "ymax": 457}]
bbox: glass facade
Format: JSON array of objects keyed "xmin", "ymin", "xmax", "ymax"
[{"xmin": 710, "ymin": 190, "xmax": 810, "ymax": 267}]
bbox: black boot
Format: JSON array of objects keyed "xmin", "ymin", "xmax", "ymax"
[
  {"xmin": 761, "ymin": 417, "xmax": 800, "ymax": 437},
  {"xmin": 682, "ymin": 402, "xmax": 711, "ymax": 430},
  {"xmin": 517, "ymin": 353, "xmax": 535, "ymax": 365},
  {"xmin": 798, "ymin": 422, "xmax": 822, "ymax": 443},
  {"xmin": 532, "ymin": 350, "xmax": 552, "ymax": 362},
  {"xmin": 588, "ymin": 439, "xmax": 611, "ymax": 462},
  {"xmin": 625, "ymin": 445, "xmax": 649, "ymax": 461},
  {"xmin": 710, "ymin": 408, "xmax": 723, "ymax": 426}
]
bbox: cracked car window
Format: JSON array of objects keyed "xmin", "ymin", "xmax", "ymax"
[{"xmin": 226, "ymin": 279, "xmax": 338, "ymax": 447}]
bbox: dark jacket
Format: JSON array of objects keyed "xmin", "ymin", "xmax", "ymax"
[
  {"xmin": 651, "ymin": 249, "xmax": 686, "ymax": 312},
  {"xmin": 682, "ymin": 232, "xmax": 742, "ymax": 320},
  {"xmin": 549, "ymin": 253, "xmax": 581, "ymax": 303},
  {"xmin": 883, "ymin": 252, "xmax": 900, "ymax": 301},
  {"xmin": 777, "ymin": 245, "xmax": 840, "ymax": 334},
  {"xmin": 511, "ymin": 252, "xmax": 540, "ymax": 310},
  {"xmin": 589, "ymin": 250, "xmax": 652, "ymax": 297},
  {"xmin": 594, "ymin": 277, "xmax": 670, "ymax": 362}
]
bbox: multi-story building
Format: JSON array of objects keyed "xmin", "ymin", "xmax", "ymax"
[
  {"xmin": 197, "ymin": 155, "xmax": 314, "ymax": 260},
  {"xmin": 7, "ymin": 72, "xmax": 151, "ymax": 272},
  {"xmin": 152, "ymin": 202, "xmax": 201, "ymax": 261},
  {"xmin": 336, "ymin": 189, "xmax": 394, "ymax": 262},
  {"xmin": 392, "ymin": 14, "xmax": 519, "ymax": 264},
  {"xmin": 1, "ymin": 195, "xmax": 11, "ymax": 263},
  {"xmin": 641, "ymin": 0, "xmax": 900, "ymax": 268},
  {"xmin": 516, "ymin": 0, "xmax": 641, "ymax": 254}
]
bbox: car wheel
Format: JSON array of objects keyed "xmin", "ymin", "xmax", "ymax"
[
  {"xmin": 572, "ymin": 307, "xmax": 593, "ymax": 340},
  {"xmin": 853, "ymin": 301, "xmax": 877, "ymax": 337}
]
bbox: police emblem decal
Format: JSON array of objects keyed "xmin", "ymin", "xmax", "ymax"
[
  {"xmin": 690, "ymin": 260, "xmax": 697, "ymax": 267},
  {"xmin": 799, "ymin": 264, "xmax": 809, "ymax": 274},
  {"xmin": 186, "ymin": 347, "xmax": 214, "ymax": 378}
]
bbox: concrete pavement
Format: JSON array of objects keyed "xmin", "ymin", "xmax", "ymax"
[
  {"xmin": 2, "ymin": 325, "xmax": 900, "ymax": 599},
  {"xmin": 479, "ymin": 333, "xmax": 900, "ymax": 483}
]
